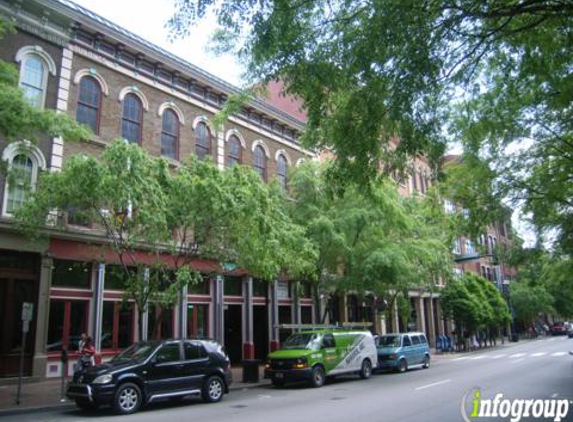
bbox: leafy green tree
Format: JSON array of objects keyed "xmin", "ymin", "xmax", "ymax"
[
  {"xmin": 16, "ymin": 140, "xmax": 316, "ymax": 338},
  {"xmin": 167, "ymin": 0, "xmax": 573, "ymax": 251},
  {"xmin": 288, "ymin": 161, "xmax": 453, "ymax": 324},
  {"xmin": 510, "ymin": 282, "xmax": 554, "ymax": 330}
]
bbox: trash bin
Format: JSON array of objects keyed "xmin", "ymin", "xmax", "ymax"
[{"xmin": 242, "ymin": 359, "xmax": 260, "ymax": 383}]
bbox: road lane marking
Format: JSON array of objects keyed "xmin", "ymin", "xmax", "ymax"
[
  {"xmin": 490, "ymin": 354, "xmax": 506, "ymax": 359},
  {"xmin": 415, "ymin": 379, "xmax": 452, "ymax": 390},
  {"xmin": 453, "ymin": 357, "xmax": 469, "ymax": 361},
  {"xmin": 551, "ymin": 352, "xmax": 567, "ymax": 357},
  {"xmin": 547, "ymin": 338, "xmax": 556, "ymax": 342},
  {"xmin": 509, "ymin": 353, "xmax": 526, "ymax": 358},
  {"xmin": 469, "ymin": 356, "xmax": 487, "ymax": 360},
  {"xmin": 530, "ymin": 352, "xmax": 546, "ymax": 357}
]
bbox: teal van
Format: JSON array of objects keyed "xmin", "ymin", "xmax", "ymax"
[
  {"xmin": 264, "ymin": 329, "xmax": 377, "ymax": 388},
  {"xmin": 375, "ymin": 332, "xmax": 430, "ymax": 372}
]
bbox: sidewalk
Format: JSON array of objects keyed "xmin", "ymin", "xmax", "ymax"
[
  {"xmin": 430, "ymin": 337, "xmax": 534, "ymax": 361},
  {"xmin": 0, "ymin": 365, "xmax": 269, "ymax": 417}
]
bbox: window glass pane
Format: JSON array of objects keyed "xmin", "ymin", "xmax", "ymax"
[
  {"xmin": 21, "ymin": 56, "xmax": 44, "ymax": 107},
  {"xmin": 47, "ymin": 300, "xmax": 65, "ymax": 352},
  {"xmin": 121, "ymin": 94, "xmax": 141, "ymax": 143},
  {"xmin": 7, "ymin": 154, "xmax": 33, "ymax": 214},
  {"xmin": 161, "ymin": 110, "xmax": 178, "ymax": 159},
  {"xmin": 301, "ymin": 306, "xmax": 313, "ymax": 324},
  {"xmin": 155, "ymin": 343, "xmax": 180, "ymax": 363},
  {"xmin": 188, "ymin": 275, "xmax": 210, "ymax": 294},
  {"xmin": 195, "ymin": 123, "xmax": 211, "ymax": 160},
  {"xmin": 277, "ymin": 154, "xmax": 288, "ymax": 190},
  {"xmin": 184, "ymin": 341, "xmax": 205, "ymax": 360},
  {"xmin": 252, "ymin": 279, "xmax": 267, "ymax": 297},
  {"xmin": 76, "ymin": 76, "xmax": 100, "ymax": 133},
  {"xmin": 101, "ymin": 301, "xmax": 114, "ymax": 349},
  {"xmin": 187, "ymin": 304, "xmax": 208, "ymax": 338},
  {"xmin": 403, "ymin": 336, "xmax": 412, "ymax": 346},
  {"xmin": 69, "ymin": 301, "xmax": 88, "ymax": 349},
  {"xmin": 52, "ymin": 259, "xmax": 91, "ymax": 288},
  {"xmin": 105, "ymin": 265, "xmax": 136, "ymax": 290},
  {"xmin": 161, "ymin": 308, "xmax": 174, "ymax": 339},
  {"xmin": 227, "ymin": 136, "xmax": 241, "ymax": 167},
  {"xmin": 412, "ymin": 335, "xmax": 421, "ymax": 345},
  {"xmin": 224, "ymin": 276, "xmax": 243, "ymax": 296},
  {"xmin": 118, "ymin": 303, "xmax": 134, "ymax": 348},
  {"xmin": 253, "ymin": 146, "xmax": 267, "ymax": 181}
]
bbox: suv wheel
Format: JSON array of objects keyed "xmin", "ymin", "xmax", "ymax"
[
  {"xmin": 202, "ymin": 376, "xmax": 224, "ymax": 403},
  {"xmin": 423, "ymin": 355, "xmax": 430, "ymax": 369},
  {"xmin": 359, "ymin": 359, "xmax": 372, "ymax": 379},
  {"xmin": 310, "ymin": 365, "xmax": 325, "ymax": 388},
  {"xmin": 397, "ymin": 359, "xmax": 408, "ymax": 373},
  {"xmin": 113, "ymin": 382, "xmax": 142, "ymax": 415}
]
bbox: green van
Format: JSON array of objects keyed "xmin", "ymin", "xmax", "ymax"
[{"xmin": 264, "ymin": 329, "xmax": 378, "ymax": 388}]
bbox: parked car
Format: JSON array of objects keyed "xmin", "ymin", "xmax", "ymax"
[
  {"xmin": 67, "ymin": 339, "xmax": 232, "ymax": 415},
  {"xmin": 376, "ymin": 332, "xmax": 431, "ymax": 372},
  {"xmin": 264, "ymin": 329, "xmax": 377, "ymax": 388},
  {"xmin": 551, "ymin": 322, "xmax": 567, "ymax": 336},
  {"xmin": 567, "ymin": 323, "xmax": 573, "ymax": 338}
]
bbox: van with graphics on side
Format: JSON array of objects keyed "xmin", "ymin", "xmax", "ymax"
[{"xmin": 264, "ymin": 328, "xmax": 378, "ymax": 388}]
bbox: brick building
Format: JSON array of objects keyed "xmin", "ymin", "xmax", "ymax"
[{"xmin": 0, "ymin": 0, "xmax": 316, "ymax": 379}]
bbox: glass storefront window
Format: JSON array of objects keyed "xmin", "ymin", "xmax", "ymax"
[
  {"xmin": 147, "ymin": 303, "xmax": 174, "ymax": 340},
  {"xmin": 252, "ymin": 279, "xmax": 268, "ymax": 297},
  {"xmin": 188, "ymin": 274, "xmax": 210, "ymax": 295},
  {"xmin": 105, "ymin": 265, "xmax": 137, "ymax": 290},
  {"xmin": 102, "ymin": 301, "xmax": 134, "ymax": 349},
  {"xmin": 224, "ymin": 276, "xmax": 243, "ymax": 296},
  {"xmin": 52, "ymin": 260, "xmax": 91, "ymax": 288},
  {"xmin": 187, "ymin": 303, "xmax": 208, "ymax": 338},
  {"xmin": 46, "ymin": 299, "xmax": 88, "ymax": 353}
]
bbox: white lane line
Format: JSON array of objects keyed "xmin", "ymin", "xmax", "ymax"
[
  {"xmin": 547, "ymin": 338, "xmax": 556, "ymax": 342},
  {"xmin": 511, "ymin": 358, "xmax": 525, "ymax": 364},
  {"xmin": 415, "ymin": 379, "xmax": 452, "ymax": 390},
  {"xmin": 453, "ymin": 357, "xmax": 469, "ymax": 361},
  {"xmin": 561, "ymin": 336, "xmax": 569, "ymax": 340},
  {"xmin": 509, "ymin": 353, "xmax": 526, "ymax": 358},
  {"xmin": 469, "ymin": 356, "xmax": 487, "ymax": 360},
  {"xmin": 530, "ymin": 352, "xmax": 546, "ymax": 357},
  {"xmin": 551, "ymin": 352, "xmax": 567, "ymax": 357},
  {"xmin": 551, "ymin": 393, "xmax": 559, "ymax": 398},
  {"xmin": 490, "ymin": 354, "xmax": 506, "ymax": 359}
]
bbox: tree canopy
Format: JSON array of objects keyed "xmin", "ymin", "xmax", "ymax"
[{"xmin": 167, "ymin": 0, "xmax": 573, "ymax": 250}]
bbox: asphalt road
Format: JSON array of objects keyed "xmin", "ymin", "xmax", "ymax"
[{"xmin": 3, "ymin": 337, "xmax": 572, "ymax": 422}]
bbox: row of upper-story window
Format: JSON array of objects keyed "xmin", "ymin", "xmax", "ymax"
[
  {"xmin": 14, "ymin": 46, "xmax": 297, "ymax": 190},
  {"xmin": 71, "ymin": 27, "xmax": 300, "ymax": 142},
  {"xmin": 391, "ymin": 168, "xmax": 433, "ymax": 194},
  {"xmin": 453, "ymin": 235, "xmax": 498, "ymax": 256}
]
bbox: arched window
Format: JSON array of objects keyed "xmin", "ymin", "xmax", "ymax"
[
  {"xmin": 76, "ymin": 76, "xmax": 102, "ymax": 134},
  {"xmin": 121, "ymin": 93, "xmax": 143, "ymax": 143},
  {"xmin": 277, "ymin": 153, "xmax": 288, "ymax": 190},
  {"xmin": 161, "ymin": 109, "xmax": 179, "ymax": 160},
  {"xmin": 20, "ymin": 56, "xmax": 46, "ymax": 108},
  {"xmin": 5, "ymin": 154, "xmax": 33, "ymax": 214},
  {"xmin": 195, "ymin": 122, "xmax": 211, "ymax": 160},
  {"xmin": 227, "ymin": 135, "xmax": 242, "ymax": 167},
  {"xmin": 253, "ymin": 145, "xmax": 267, "ymax": 182}
]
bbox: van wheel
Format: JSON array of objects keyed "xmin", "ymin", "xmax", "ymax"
[
  {"xmin": 113, "ymin": 382, "xmax": 142, "ymax": 415},
  {"xmin": 202, "ymin": 375, "xmax": 224, "ymax": 403},
  {"xmin": 359, "ymin": 359, "xmax": 372, "ymax": 379},
  {"xmin": 397, "ymin": 359, "xmax": 408, "ymax": 373},
  {"xmin": 423, "ymin": 355, "xmax": 430, "ymax": 369},
  {"xmin": 310, "ymin": 365, "xmax": 326, "ymax": 388}
]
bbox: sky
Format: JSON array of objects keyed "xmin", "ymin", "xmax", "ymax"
[{"xmin": 71, "ymin": 0, "xmax": 246, "ymax": 87}]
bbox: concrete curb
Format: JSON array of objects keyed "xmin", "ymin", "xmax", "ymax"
[{"xmin": 0, "ymin": 381, "xmax": 270, "ymax": 417}]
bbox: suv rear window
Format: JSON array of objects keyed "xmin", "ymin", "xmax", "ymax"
[{"xmin": 184, "ymin": 341, "xmax": 206, "ymax": 360}]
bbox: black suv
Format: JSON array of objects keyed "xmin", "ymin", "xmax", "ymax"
[{"xmin": 67, "ymin": 339, "xmax": 232, "ymax": 414}]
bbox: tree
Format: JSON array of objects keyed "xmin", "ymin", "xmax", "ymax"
[
  {"xmin": 16, "ymin": 140, "xmax": 316, "ymax": 339},
  {"xmin": 288, "ymin": 161, "xmax": 454, "ymax": 324},
  {"xmin": 441, "ymin": 273, "xmax": 510, "ymax": 348},
  {"xmin": 510, "ymin": 282, "xmax": 554, "ymax": 330},
  {"xmin": 167, "ymin": 1, "xmax": 573, "ymax": 250}
]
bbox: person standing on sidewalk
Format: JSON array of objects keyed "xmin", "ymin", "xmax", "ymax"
[{"xmin": 76, "ymin": 336, "xmax": 95, "ymax": 372}]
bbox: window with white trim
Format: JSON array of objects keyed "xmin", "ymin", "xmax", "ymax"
[
  {"xmin": 160, "ymin": 109, "xmax": 179, "ymax": 160},
  {"xmin": 2, "ymin": 142, "xmax": 46, "ymax": 216},
  {"xmin": 195, "ymin": 122, "xmax": 211, "ymax": 161},
  {"xmin": 253, "ymin": 145, "xmax": 267, "ymax": 182}
]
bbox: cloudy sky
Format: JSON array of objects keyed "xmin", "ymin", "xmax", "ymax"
[{"xmin": 71, "ymin": 0, "xmax": 245, "ymax": 87}]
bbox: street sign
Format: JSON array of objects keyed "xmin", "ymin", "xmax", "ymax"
[{"xmin": 21, "ymin": 302, "xmax": 34, "ymax": 322}]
